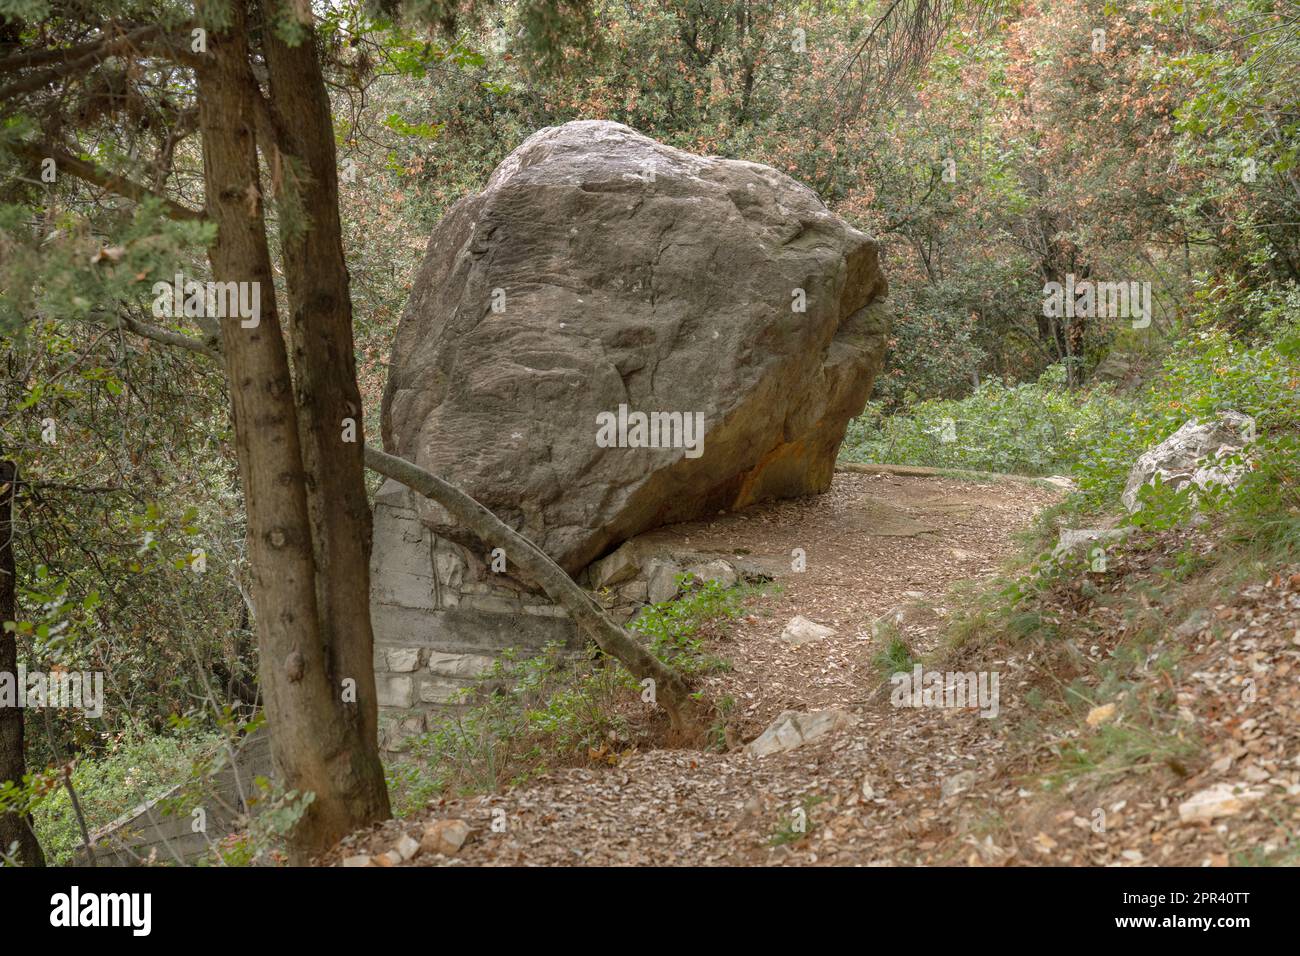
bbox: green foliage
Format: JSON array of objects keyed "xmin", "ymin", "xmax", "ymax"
[
  {"xmin": 1071, "ymin": 283, "xmax": 1300, "ymax": 517},
  {"xmin": 29, "ymin": 721, "xmax": 221, "ymax": 865},
  {"xmin": 1124, "ymin": 476, "xmax": 1202, "ymax": 533},
  {"xmin": 0, "ymin": 0, "xmax": 53, "ymax": 23},
  {"xmin": 706, "ymin": 693, "xmax": 736, "ymax": 752},
  {"xmin": 930, "ymin": 274, "xmax": 1300, "ymax": 806},
  {"xmin": 0, "ymin": 198, "xmax": 214, "ymax": 334},
  {"xmin": 384, "ymin": 643, "xmax": 636, "ymax": 815},
  {"xmin": 1157, "ymin": 0, "xmax": 1300, "ymax": 287},
  {"xmin": 386, "ymin": 580, "xmax": 756, "ymax": 815},
  {"xmin": 769, "ymin": 795, "xmax": 824, "ymax": 847},
  {"xmin": 872, "ymin": 280, "xmax": 989, "ymax": 408},
  {"xmin": 628, "ymin": 576, "xmax": 749, "ymax": 674},
  {"xmin": 1, "ymin": 173, "xmax": 245, "ymax": 770},
  {"xmin": 872, "ymin": 627, "xmax": 916, "ymax": 677},
  {"xmin": 382, "ymin": 113, "xmax": 444, "ymax": 140},
  {"xmin": 845, "ymin": 282, "xmax": 1300, "ymax": 504},
  {"xmin": 205, "ymin": 780, "xmax": 314, "ymax": 868},
  {"xmin": 1044, "ymin": 721, "xmax": 1200, "ymax": 788},
  {"xmin": 842, "ymin": 363, "xmax": 1130, "ymax": 475}
]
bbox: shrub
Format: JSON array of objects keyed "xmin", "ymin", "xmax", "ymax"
[
  {"xmin": 842, "ymin": 363, "xmax": 1131, "ymax": 475},
  {"xmin": 384, "ymin": 643, "xmax": 633, "ymax": 816},
  {"xmin": 385, "ymin": 578, "xmax": 758, "ymax": 815},
  {"xmin": 628, "ymin": 576, "xmax": 749, "ymax": 675},
  {"xmin": 29, "ymin": 721, "xmax": 221, "ymax": 865},
  {"xmin": 1071, "ymin": 284, "xmax": 1300, "ymax": 518},
  {"xmin": 872, "ymin": 281, "xmax": 989, "ymax": 409}
]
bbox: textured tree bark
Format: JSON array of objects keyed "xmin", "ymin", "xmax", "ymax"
[
  {"xmin": 196, "ymin": 0, "xmax": 387, "ymax": 861},
  {"xmin": 0, "ymin": 461, "xmax": 46, "ymax": 866},
  {"xmin": 363, "ymin": 445, "xmax": 707, "ymax": 738},
  {"xmin": 259, "ymin": 0, "xmax": 389, "ymax": 828}
]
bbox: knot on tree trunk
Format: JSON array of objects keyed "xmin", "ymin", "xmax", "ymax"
[{"xmin": 285, "ymin": 650, "xmax": 304, "ymax": 683}]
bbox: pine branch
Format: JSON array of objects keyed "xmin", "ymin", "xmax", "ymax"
[
  {"xmin": 4, "ymin": 140, "xmax": 205, "ymax": 222},
  {"xmin": 0, "ymin": 25, "xmax": 169, "ymax": 101}
]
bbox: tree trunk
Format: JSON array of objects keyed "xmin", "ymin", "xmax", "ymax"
[
  {"xmin": 259, "ymin": 0, "xmax": 389, "ymax": 826},
  {"xmin": 363, "ymin": 445, "xmax": 707, "ymax": 739},
  {"xmin": 195, "ymin": 0, "xmax": 388, "ymax": 861},
  {"xmin": 0, "ymin": 461, "xmax": 46, "ymax": 866}
]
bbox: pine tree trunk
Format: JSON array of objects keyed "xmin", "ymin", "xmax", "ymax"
[
  {"xmin": 0, "ymin": 461, "xmax": 45, "ymax": 866},
  {"xmin": 259, "ymin": 0, "xmax": 389, "ymax": 830},
  {"xmin": 195, "ymin": 0, "xmax": 388, "ymax": 861}
]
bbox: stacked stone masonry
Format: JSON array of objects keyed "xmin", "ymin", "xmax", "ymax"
[{"xmin": 370, "ymin": 480, "xmax": 584, "ymax": 750}]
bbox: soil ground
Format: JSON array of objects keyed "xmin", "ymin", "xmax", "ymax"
[
  {"xmin": 333, "ymin": 469, "xmax": 1300, "ymax": 866},
  {"xmin": 336, "ymin": 471, "xmax": 1065, "ymax": 864}
]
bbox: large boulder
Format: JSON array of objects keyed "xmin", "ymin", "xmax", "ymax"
[{"xmin": 382, "ymin": 120, "xmax": 889, "ymax": 574}]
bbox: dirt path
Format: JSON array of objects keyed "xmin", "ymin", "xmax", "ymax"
[{"xmin": 344, "ymin": 470, "xmax": 1063, "ymax": 865}]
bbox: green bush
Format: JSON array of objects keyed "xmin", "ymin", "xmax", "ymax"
[
  {"xmin": 385, "ymin": 579, "xmax": 757, "ymax": 815},
  {"xmin": 31, "ymin": 721, "xmax": 221, "ymax": 865},
  {"xmin": 384, "ymin": 642, "xmax": 634, "ymax": 816},
  {"xmin": 871, "ymin": 280, "xmax": 989, "ymax": 409},
  {"xmin": 842, "ymin": 363, "xmax": 1131, "ymax": 475},
  {"xmin": 628, "ymin": 576, "xmax": 748, "ymax": 675},
  {"xmin": 844, "ymin": 279, "xmax": 1300, "ymax": 557},
  {"xmin": 1071, "ymin": 286, "xmax": 1300, "ymax": 517}
]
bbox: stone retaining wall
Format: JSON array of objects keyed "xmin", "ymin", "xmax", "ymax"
[
  {"xmin": 370, "ymin": 479, "xmax": 584, "ymax": 750},
  {"xmin": 370, "ymin": 479, "xmax": 775, "ymax": 751}
]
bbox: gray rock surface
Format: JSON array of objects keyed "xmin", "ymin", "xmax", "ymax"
[
  {"xmin": 1052, "ymin": 527, "xmax": 1132, "ymax": 562},
  {"xmin": 645, "ymin": 559, "xmax": 682, "ymax": 605},
  {"xmin": 685, "ymin": 559, "xmax": 739, "ymax": 589},
  {"xmin": 746, "ymin": 709, "xmax": 858, "ymax": 756},
  {"xmin": 382, "ymin": 119, "xmax": 889, "ymax": 574},
  {"xmin": 779, "ymin": 615, "xmax": 837, "ymax": 646},
  {"xmin": 1121, "ymin": 411, "xmax": 1255, "ymax": 513}
]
